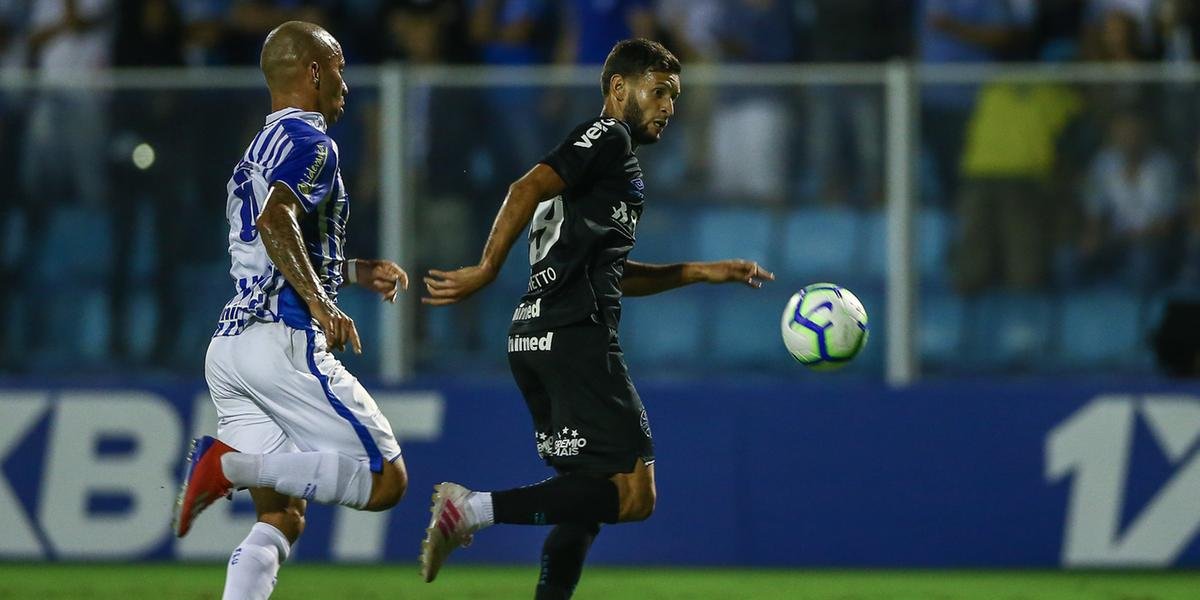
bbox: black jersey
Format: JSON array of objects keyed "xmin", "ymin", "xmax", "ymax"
[{"xmin": 509, "ymin": 117, "xmax": 644, "ymax": 334}]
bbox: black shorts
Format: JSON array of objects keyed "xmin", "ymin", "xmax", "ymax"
[{"xmin": 507, "ymin": 321, "xmax": 654, "ymax": 475}]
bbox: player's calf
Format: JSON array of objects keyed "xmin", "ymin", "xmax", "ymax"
[
  {"xmin": 251, "ymin": 489, "xmax": 306, "ymax": 543},
  {"xmin": 536, "ymin": 522, "xmax": 601, "ymax": 600}
]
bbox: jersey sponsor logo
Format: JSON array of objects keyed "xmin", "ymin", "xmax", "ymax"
[
  {"xmin": 0, "ymin": 389, "xmax": 445, "ymax": 561},
  {"xmin": 512, "ymin": 298, "xmax": 542, "ymax": 321},
  {"xmin": 508, "ymin": 331, "xmax": 555, "ymax": 353},
  {"xmin": 529, "ymin": 197, "xmax": 565, "ymax": 264},
  {"xmin": 297, "ymin": 143, "xmax": 328, "ymax": 196},
  {"xmin": 572, "ymin": 118, "xmax": 618, "ymax": 148},
  {"xmin": 535, "ymin": 427, "xmax": 589, "ymax": 458},
  {"xmin": 1047, "ymin": 394, "xmax": 1200, "ymax": 566},
  {"xmin": 611, "ymin": 201, "xmax": 639, "ymax": 232},
  {"xmin": 527, "ymin": 266, "xmax": 558, "ymax": 292}
]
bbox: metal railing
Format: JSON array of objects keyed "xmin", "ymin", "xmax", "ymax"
[{"xmin": 4, "ymin": 61, "xmax": 1195, "ymax": 384}]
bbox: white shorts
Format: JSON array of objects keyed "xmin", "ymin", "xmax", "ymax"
[{"xmin": 205, "ymin": 320, "xmax": 401, "ymax": 472}]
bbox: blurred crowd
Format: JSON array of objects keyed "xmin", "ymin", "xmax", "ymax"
[
  {"xmin": 1, "ymin": 1, "xmax": 1196, "ymax": 69},
  {"xmin": 4, "ymin": 0, "xmax": 1200, "ymax": 374},
  {"xmin": 1, "ymin": 0, "xmax": 900, "ymax": 70}
]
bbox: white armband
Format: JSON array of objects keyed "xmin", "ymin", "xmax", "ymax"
[{"xmin": 347, "ymin": 259, "xmax": 359, "ymax": 284}]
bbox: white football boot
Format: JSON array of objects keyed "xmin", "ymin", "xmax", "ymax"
[{"xmin": 420, "ymin": 482, "xmax": 481, "ymax": 583}]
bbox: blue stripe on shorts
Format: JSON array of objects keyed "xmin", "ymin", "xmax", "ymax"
[{"xmin": 304, "ymin": 328, "xmax": 383, "ymax": 472}]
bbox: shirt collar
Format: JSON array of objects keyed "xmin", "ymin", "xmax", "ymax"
[
  {"xmin": 265, "ymin": 107, "xmax": 327, "ymax": 132},
  {"xmin": 616, "ymin": 119, "xmax": 638, "ymax": 153}
]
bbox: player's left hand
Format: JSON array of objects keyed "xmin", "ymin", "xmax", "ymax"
[
  {"xmin": 354, "ymin": 259, "xmax": 409, "ymax": 302},
  {"xmin": 422, "ymin": 264, "xmax": 497, "ymax": 306},
  {"xmin": 697, "ymin": 260, "xmax": 775, "ymax": 288}
]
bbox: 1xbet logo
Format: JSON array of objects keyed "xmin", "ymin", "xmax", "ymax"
[{"xmin": 1046, "ymin": 394, "xmax": 1200, "ymax": 566}]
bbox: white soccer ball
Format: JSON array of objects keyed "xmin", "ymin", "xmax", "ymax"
[{"xmin": 780, "ymin": 283, "xmax": 869, "ymax": 370}]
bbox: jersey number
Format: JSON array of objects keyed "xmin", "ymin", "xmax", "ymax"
[
  {"xmin": 529, "ymin": 196, "xmax": 565, "ymax": 264},
  {"xmin": 234, "ymin": 167, "xmax": 260, "ymax": 242}
]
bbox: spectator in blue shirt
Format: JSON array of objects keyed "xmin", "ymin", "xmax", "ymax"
[
  {"xmin": 466, "ymin": 0, "xmax": 554, "ymax": 182},
  {"xmin": 917, "ymin": 0, "xmax": 1035, "ymax": 206},
  {"xmin": 469, "ymin": 0, "xmax": 550, "ymax": 65},
  {"xmin": 555, "ymin": 0, "xmax": 654, "ymax": 65}
]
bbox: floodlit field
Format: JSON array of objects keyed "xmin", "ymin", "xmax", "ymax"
[{"xmin": 0, "ymin": 564, "xmax": 1198, "ymax": 599}]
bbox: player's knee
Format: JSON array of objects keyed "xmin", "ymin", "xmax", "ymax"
[
  {"xmin": 619, "ymin": 483, "xmax": 656, "ymax": 522},
  {"xmin": 363, "ymin": 461, "xmax": 407, "ymax": 511},
  {"xmin": 363, "ymin": 485, "xmax": 403, "ymax": 512},
  {"xmin": 634, "ymin": 485, "xmax": 657, "ymax": 521}
]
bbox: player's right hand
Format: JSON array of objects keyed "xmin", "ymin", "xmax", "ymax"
[
  {"xmin": 310, "ymin": 298, "xmax": 363, "ymax": 354},
  {"xmin": 422, "ymin": 265, "xmax": 497, "ymax": 306}
]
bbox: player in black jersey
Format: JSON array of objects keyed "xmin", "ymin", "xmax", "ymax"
[{"xmin": 419, "ymin": 39, "xmax": 773, "ymax": 597}]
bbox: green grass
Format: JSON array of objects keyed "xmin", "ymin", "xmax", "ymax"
[{"xmin": 0, "ymin": 564, "xmax": 1198, "ymax": 599}]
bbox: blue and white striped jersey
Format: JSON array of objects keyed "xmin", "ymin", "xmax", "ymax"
[{"xmin": 214, "ymin": 107, "xmax": 348, "ymax": 336}]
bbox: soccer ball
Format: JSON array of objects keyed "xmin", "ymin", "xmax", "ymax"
[{"xmin": 780, "ymin": 283, "xmax": 869, "ymax": 370}]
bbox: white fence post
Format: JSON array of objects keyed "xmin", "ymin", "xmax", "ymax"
[
  {"xmin": 885, "ymin": 61, "xmax": 917, "ymax": 386},
  {"xmin": 379, "ymin": 65, "xmax": 409, "ymax": 382}
]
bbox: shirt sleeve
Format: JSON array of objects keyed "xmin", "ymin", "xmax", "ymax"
[
  {"xmin": 539, "ymin": 122, "xmax": 629, "ymax": 191},
  {"xmin": 1083, "ymin": 154, "xmax": 1109, "ymax": 219},
  {"xmin": 1148, "ymin": 154, "xmax": 1180, "ymax": 221},
  {"xmin": 1006, "ymin": 0, "xmax": 1035, "ymax": 27},
  {"xmin": 269, "ymin": 136, "xmax": 336, "ymax": 213}
]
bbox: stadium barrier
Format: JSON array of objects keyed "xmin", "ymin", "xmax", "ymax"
[
  {"xmin": 1, "ymin": 379, "xmax": 1198, "ymax": 567},
  {"xmin": 12, "ymin": 63, "xmax": 1200, "ymax": 384}
]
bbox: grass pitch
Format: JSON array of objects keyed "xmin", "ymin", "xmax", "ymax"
[{"xmin": 0, "ymin": 564, "xmax": 1197, "ymax": 599}]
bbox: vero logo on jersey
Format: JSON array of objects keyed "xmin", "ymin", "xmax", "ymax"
[{"xmin": 573, "ymin": 118, "xmax": 618, "ymax": 148}]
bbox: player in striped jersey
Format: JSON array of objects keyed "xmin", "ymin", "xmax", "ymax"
[{"xmin": 173, "ymin": 21, "xmax": 410, "ymax": 600}]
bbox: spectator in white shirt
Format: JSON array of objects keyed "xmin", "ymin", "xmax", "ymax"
[
  {"xmin": 21, "ymin": 0, "xmax": 113, "ymax": 210},
  {"xmin": 1078, "ymin": 110, "xmax": 1180, "ymax": 288}
]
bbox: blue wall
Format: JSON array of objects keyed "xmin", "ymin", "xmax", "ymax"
[{"xmin": 1, "ymin": 378, "xmax": 1198, "ymax": 567}]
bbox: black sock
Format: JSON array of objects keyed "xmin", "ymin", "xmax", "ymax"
[
  {"xmin": 535, "ymin": 522, "xmax": 600, "ymax": 600},
  {"xmin": 492, "ymin": 474, "xmax": 619, "ymax": 525}
]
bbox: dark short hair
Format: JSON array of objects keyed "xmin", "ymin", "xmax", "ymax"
[{"xmin": 600, "ymin": 39, "xmax": 681, "ymax": 97}]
